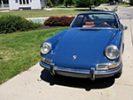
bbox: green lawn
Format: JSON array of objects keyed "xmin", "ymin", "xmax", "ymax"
[
  {"xmin": 0, "ymin": 8, "xmax": 88, "ymax": 18},
  {"xmin": 0, "ymin": 27, "xmax": 66, "ymax": 84}
]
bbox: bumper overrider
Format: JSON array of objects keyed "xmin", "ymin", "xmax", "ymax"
[{"xmin": 40, "ymin": 58, "xmax": 122, "ymax": 80}]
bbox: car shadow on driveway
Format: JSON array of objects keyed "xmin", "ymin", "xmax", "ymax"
[{"xmin": 40, "ymin": 70, "xmax": 115, "ymax": 91}]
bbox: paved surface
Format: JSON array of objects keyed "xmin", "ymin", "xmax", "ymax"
[
  {"xmin": 118, "ymin": 6, "xmax": 133, "ymax": 19},
  {"xmin": 0, "ymin": 8, "xmax": 133, "ymax": 100}
]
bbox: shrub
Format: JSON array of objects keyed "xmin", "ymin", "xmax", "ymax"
[
  {"xmin": 0, "ymin": 15, "xmax": 40, "ymax": 34},
  {"xmin": 44, "ymin": 16, "xmax": 74, "ymax": 26},
  {"xmin": 47, "ymin": 0, "xmax": 53, "ymax": 7}
]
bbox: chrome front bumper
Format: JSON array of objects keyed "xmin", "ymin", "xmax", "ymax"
[{"xmin": 40, "ymin": 61, "xmax": 122, "ymax": 80}]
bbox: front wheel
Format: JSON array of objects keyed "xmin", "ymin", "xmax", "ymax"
[{"xmin": 114, "ymin": 69, "xmax": 122, "ymax": 78}]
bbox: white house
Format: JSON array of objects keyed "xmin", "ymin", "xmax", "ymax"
[
  {"xmin": 0, "ymin": 0, "xmax": 46, "ymax": 10},
  {"xmin": 123, "ymin": 0, "xmax": 130, "ymax": 3}
]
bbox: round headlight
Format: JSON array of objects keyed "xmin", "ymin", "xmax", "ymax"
[
  {"xmin": 105, "ymin": 45, "xmax": 120, "ymax": 60},
  {"xmin": 41, "ymin": 42, "xmax": 52, "ymax": 54}
]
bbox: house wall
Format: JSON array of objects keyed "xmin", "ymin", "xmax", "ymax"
[
  {"xmin": 31, "ymin": 0, "xmax": 41, "ymax": 9},
  {"xmin": 123, "ymin": 0, "xmax": 129, "ymax": 3},
  {"xmin": 9, "ymin": 0, "xmax": 19, "ymax": 10},
  {"xmin": 9, "ymin": 0, "xmax": 42, "ymax": 10}
]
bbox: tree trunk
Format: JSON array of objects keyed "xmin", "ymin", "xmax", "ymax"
[
  {"xmin": 65, "ymin": 2, "xmax": 68, "ymax": 8},
  {"xmin": 89, "ymin": 6, "xmax": 92, "ymax": 10},
  {"xmin": 130, "ymin": 0, "xmax": 133, "ymax": 6},
  {"xmin": 89, "ymin": 0, "xmax": 92, "ymax": 10}
]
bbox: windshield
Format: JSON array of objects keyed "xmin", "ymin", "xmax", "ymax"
[{"xmin": 71, "ymin": 13, "xmax": 119, "ymax": 28}]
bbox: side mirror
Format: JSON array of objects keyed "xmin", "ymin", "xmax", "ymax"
[
  {"xmin": 120, "ymin": 23, "xmax": 127, "ymax": 30},
  {"xmin": 123, "ymin": 26, "xmax": 128, "ymax": 30}
]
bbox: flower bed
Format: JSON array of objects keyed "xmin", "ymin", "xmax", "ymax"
[{"xmin": 44, "ymin": 16, "xmax": 74, "ymax": 26}]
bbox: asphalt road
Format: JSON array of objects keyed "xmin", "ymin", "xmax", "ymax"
[{"xmin": 0, "ymin": 8, "xmax": 133, "ymax": 100}]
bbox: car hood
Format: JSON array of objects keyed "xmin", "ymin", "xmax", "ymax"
[{"xmin": 53, "ymin": 28, "xmax": 119, "ymax": 69}]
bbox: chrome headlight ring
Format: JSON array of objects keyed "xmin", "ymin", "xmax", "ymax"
[
  {"xmin": 41, "ymin": 42, "xmax": 52, "ymax": 54},
  {"xmin": 105, "ymin": 45, "xmax": 120, "ymax": 60}
]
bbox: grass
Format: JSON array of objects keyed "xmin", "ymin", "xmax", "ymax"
[
  {"xmin": 0, "ymin": 27, "xmax": 66, "ymax": 84},
  {"xmin": 0, "ymin": 8, "xmax": 89, "ymax": 18}
]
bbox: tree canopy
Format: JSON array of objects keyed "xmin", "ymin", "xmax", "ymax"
[
  {"xmin": 130, "ymin": 0, "xmax": 133, "ymax": 5},
  {"xmin": 43, "ymin": 0, "xmax": 108, "ymax": 8}
]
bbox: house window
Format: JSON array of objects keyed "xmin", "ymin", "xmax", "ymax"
[
  {"xmin": 26, "ymin": 0, "xmax": 29, "ymax": 4},
  {"xmin": 20, "ymin": 0, "xmax": 22, "ymax": 4},
  {"xmin": 16, "ymin": 0, "xmax": 18, "ymax": 3},
  {"xmin": 23, "ymin": 0, "xmax": 26, "ymax": 4},
  {"xmin": 19, "ymin": 0, "xmax": 30, "ymax": 4}
]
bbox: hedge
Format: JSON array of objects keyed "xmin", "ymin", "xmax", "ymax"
[{"xmin": 0, "ymin": 15, "xmax": 40, "ymax": 34}]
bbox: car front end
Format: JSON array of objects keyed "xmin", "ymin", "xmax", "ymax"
[{"xmin": 40, "ymin": 37, "xmax": 123, "ymax": 80}]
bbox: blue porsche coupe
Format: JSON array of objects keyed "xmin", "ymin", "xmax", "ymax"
[{"xmin": 40, "ymin": 11, "xmax": 126, "ymax": 80}]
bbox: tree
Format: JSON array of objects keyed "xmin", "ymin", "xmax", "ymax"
[
  {"xmin": 47, "ymin": 0, "xmax": 53, "ymax": 7},
  {"xmin": 64, "ymin": 0, "xmax": 74, "ymax": 7},
  {"xmin": 75, "ymin": 0, "xmax": 94, "ymax": 9},
  {"xmin": 75, "ymin": 0, "xmax": 107, "ymax": 10},
  {"xmin": 130, "ymin": 0, "xmax": 133, "ymax": 5},
  {"xmin": 51, "ymin": 0, "xmax": 63, "ymax": 5},
  {"xmin": 43, "ymin": 0, "xmax": 53, "ymax": 8}
]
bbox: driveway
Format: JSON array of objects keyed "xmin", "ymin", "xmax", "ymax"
[
  {"xmin": 118, "ymin": 6, "xmax": 133, "ymax": 19},
  {"xmin": 0, "ymin": 11, "xmax": 133, "ymax": 100}
]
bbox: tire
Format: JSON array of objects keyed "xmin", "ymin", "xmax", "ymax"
[
  {"xmin": 122, "ymin": 43, "xmax": 124, "ymax": 53},
  {"xmin": 114, "ymin": 69, "xmax": 122, "ymax": 78}
]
